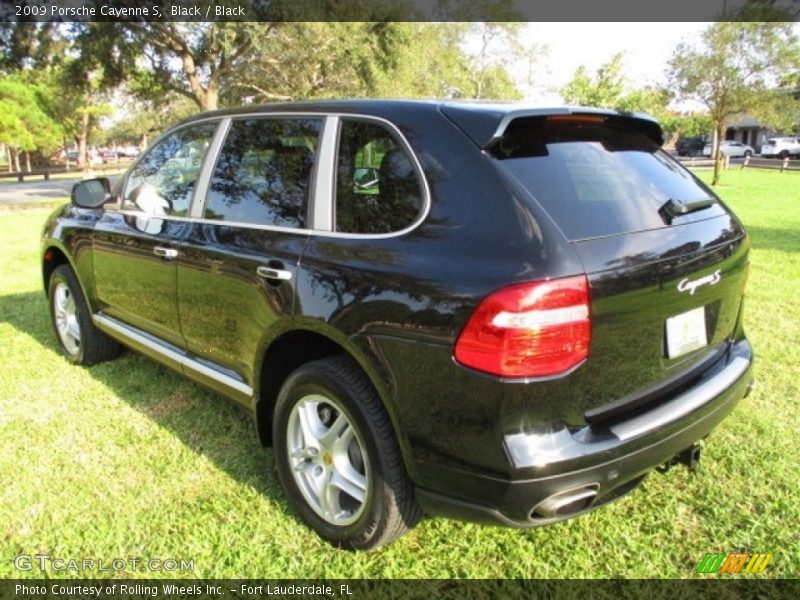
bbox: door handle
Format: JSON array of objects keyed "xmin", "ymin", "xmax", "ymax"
[
  {"xmin": 153, "ymin": 246, "xmax": 178, "ymax": 260},
  {"xmin": 256, "ymin": 266, "xmax": 292, "ymax": 281}
]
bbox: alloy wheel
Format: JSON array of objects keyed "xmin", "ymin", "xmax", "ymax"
[{"xmin": 286, "ymin": 394, "xmax": 370, "ymax": 526}]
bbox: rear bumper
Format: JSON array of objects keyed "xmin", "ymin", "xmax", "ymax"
[{"xmin": 415, "ymin": 338, "xmax": 753, "ymax": 527}]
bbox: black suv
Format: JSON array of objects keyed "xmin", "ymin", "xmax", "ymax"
[
  {"xmin": 676, "ymin": 135, "xmax": 709, "ymax": 157},
  {"xmin": 42, "ymin": 101, "xmax": 753, "ymax": 550}
]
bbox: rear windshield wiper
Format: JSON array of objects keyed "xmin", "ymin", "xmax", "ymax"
[{"xmin": 659, "ymin": 197, "xmax": 717, "ymax": 225}]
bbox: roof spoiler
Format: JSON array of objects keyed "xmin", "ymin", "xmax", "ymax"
[{"xmin": 482, "ymin": 107, "xmax": 664, "ymax": 151}]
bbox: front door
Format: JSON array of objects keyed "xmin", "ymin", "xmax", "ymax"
[{"xmin": 93, "ymin": 121, "xmax": 219, "ymax": 348}]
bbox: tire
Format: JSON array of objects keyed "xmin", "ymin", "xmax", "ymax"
[
  {"xmin": 780, "ymin": 150, "xmax": 790, "ymax": 159},
  {"xmin": 744, "ymin": 150, "xmax": 752, "ymax": 158},
  {"xmin": 48, "ymin": 264, "xmax": 121, "ymax": 365},
  {"xmin": 273, "ymin": 356, "xmax": 422, "ymax": 550}
]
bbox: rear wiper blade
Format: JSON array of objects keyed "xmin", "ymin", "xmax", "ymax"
[{"xmin": 659, "ymin": 197, "xmax": 716, "ymax": 224}]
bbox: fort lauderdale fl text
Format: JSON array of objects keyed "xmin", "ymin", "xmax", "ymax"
[
  {"xmin": 16, "ymin": 583, "xmax": 355, "ymax": 597},
  {"xmin": 14, "ymin": 3, "xmax": 246, "ymax": 18}
]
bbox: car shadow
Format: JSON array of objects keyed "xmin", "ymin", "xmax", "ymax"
[{"xmin": 0, "ymin": 290, "xmax": 288, "ymax": 510}]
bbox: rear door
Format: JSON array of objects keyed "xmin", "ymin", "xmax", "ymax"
[
  {"xmin": 175, "ymin": 116, "xmax": 322, "ymax": 403},
  {"xmin": 492, "ymin": 114, "xmax": 749, "ymax": 417}
]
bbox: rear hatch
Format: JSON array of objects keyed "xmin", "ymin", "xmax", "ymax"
[{"xmin": 473, "ymin": 111, "xmax": 749, "ymax": 420}]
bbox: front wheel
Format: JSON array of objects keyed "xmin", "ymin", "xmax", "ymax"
[
  {"xmin": 48, "ymin": 265, "xmax": 121, "ymax": 365},
  {"xmin": 273, "ymin": 356, "xmax": 421, "ymax": 550},
  {"xmin": 744, "ymin": 150, "xmax": 752, "ymax": 158}
]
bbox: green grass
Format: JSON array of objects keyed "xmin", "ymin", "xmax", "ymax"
[{"xmin": 1, "ymin": 169, "xmax": 798, "ymax": 579}]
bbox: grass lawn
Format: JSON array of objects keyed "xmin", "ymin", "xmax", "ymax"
[{"xmin": 0, "ymin": 169, "xmax": 798, "ymax": 579}]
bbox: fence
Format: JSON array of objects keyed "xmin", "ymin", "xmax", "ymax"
[
  {"xmin": 675, "ymin": 156, "xmax": 726, "ymax": 170},
  {"xmin": 740, "ymin": 155, "xmax": 798, "ymax": 173}
]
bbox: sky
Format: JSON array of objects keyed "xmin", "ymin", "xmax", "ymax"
[{"xmin": 515, "ymin": 22, "xmax": 711, "ymax": 105}]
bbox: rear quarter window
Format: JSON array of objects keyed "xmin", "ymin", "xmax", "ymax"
[
  {"xmin": 334, "ymin": 119, "xmax": 423, "ymax": 235},
  {"xmin": 493, "ymin": 117, "xmax": 728, "ymax": 241}
]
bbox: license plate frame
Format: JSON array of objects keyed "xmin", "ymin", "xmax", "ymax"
[{"xmin": 666, "ymin": 306, "xmax": 708, "ymax": 358}]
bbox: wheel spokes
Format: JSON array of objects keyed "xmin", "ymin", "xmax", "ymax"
[
  {"xmin": 53, "ymin": 282, "xmax": 80, "ymax": 355},
  {"xmin": 287, "ymin": 394, "xmax": 370, "ymax": 526},
  {"xmin": 320, "ymin": 413, "xmax": 349, "ymax": 448},
  {"xmin": 331, "ymin": 465, "xmax": 367, "ymax": 504}
]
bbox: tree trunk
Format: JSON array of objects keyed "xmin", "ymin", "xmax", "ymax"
[
  {"xmin": 203, "ymin": 87, "xmax": 219, "ymax": 111},
  {"xmin": 11, "ymin": 148, "xmax": 21, "ymax": 172},
  {"xmin": 711, "ymin": 120, "xmax": 725, "ymax": 186},
  {"xmin": 24, "ymin": 150, "xmax": 32, "ymax": 172},
  {"xmin": 78, "ymin": 110, "xmax": 90, "ymax": 169},
  {"xmin": 140, "ymin": 132, "xmax": 148, "ymax": 149}
]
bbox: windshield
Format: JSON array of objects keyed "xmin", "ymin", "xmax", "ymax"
[{"xmin": 492, "ymin": 116, "xmax": 728, "ymax": 240}]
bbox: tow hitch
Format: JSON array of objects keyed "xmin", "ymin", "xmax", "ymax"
[{"xmin": 658, "ymin": 444, "xmax": 702, "ymax": 473}]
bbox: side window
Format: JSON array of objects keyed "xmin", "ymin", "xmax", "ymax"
[
  {"xmin": 204, "ymin": 118, "xmax": 321, "ymax": 228},
  {"xmin": 123, "ymin": 122, "xmax": 217, "ymax": 217},
  {"xmin": 335, "ymin": 120, "xmax": 423, "ymax": 234}
]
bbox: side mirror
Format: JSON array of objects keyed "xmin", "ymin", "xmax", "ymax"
[{"xmin": 71, "ymin": 178, "xmax": 112, "ymax": 208}]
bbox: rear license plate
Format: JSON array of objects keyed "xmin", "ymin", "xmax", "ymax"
[{"xmin": 666, "ymin": 307, "xmax": 708, "ymax": 358}]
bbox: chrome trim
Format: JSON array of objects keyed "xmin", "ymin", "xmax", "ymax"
[
  {"xmin": 312, "ymin": 116, "xmax": 339, "ymax": 232},
  {"xmin": 108, "ymin": 112, "xmax": 431, "ymax": 241},
  {"xmin": 93, "ymin": 314, "xmax": 253, "ymax": 397},
  {"xmin": 190, "ymin": 118, "xmax": 231, "ymax": 218},
  {"xmin": 532, "ymin": 485, "xmax": 598, "ymax": 518},
  {"xmin": 609, "ymin": 356, "xmax": 750, "ymax": 442},
  {"xmin": 328, "ymin": 114, "xmax": 432, "ymax": 239}
]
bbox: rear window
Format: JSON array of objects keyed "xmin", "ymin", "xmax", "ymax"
[{"xmin": 492, "ymin": 116, "xmax": 727, "ymax": 240}]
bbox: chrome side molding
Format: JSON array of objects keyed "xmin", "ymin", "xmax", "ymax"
[{"xmin": 93, "ymin": 313, "xmax": 253, "ymax": 397}]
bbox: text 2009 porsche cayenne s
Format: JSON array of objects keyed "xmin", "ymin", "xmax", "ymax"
[{"xmin": 42, "ymin": 101, "xmax": 753, "ymax": 549}]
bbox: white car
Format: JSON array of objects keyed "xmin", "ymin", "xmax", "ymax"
[
  {"xmin": 760, "ymin": 137, "xmax": 800, "ymax": 159},
  {"xmin": 702, "ymin": 140, "xmax": 754, "ymax": 158}
]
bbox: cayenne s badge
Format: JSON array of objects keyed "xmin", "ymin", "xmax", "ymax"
[{"xmin": 678, "ymin": 270, "xmax": 722, "ymax": 295}]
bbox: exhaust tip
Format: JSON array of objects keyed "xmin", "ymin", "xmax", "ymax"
[{"xmin": 532, "ymin": 484, "xmax": 599, "ymax": 519}]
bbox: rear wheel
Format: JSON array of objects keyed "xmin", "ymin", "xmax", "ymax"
[
  {"xmin": 273, "ymin": 356, "xmax": 421, "ymax": 550},
  {"xmin": 780, "ymin": 150, "xmax": 790, "ymax": 159},
  {"xmin": 744, "ymin": 150, "xmax": 752, "ymax": 158},
  {"xmin": 48, "ymin": 265, "xmax": 120, "ymax": 365}
]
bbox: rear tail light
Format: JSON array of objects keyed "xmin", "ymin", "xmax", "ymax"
[{"xmin": 454, "ymin": 276, "xmax": 591, "ymax": 378}]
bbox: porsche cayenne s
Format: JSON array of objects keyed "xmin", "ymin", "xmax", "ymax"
[{"xmin": 42, "ymin": 101, "xmax": 753, "ymax": 549}]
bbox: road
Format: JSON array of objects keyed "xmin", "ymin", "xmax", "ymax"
[{"xmin": 0, "ymin": 175, "xmax": 120, "ymax": 206}]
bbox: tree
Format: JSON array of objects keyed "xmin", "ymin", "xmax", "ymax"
[
  {"xmin": 562, "ymin": 53, "xmax": 627, "ymax": 108},
  {"xmin": 219, "ymin": 23, "xmax": 522, "ymax": 105},
  {"xmin": 659, "ymin": 113, "xmax": 714, "ymax": 149},
  {"xmin": 561, "ymin": 52, "xmax": 670, "ymax": 122},
  {"xmin": 0, "ymin": 75, "xmax": 62, "ymax": 171},
  {"xmin": 668, "ymin": 21, "xmax": 800, "ymax": 184},
  {"xmin": 100, "ymin": 94, "xmax": 197, "ymax": 149},
  {"xmin": 461, "ymin": 23, "xmax": 525, "ymax": 100},
  {"xmin": 121, "ymin": 23, "xmax": 276, "ymax": 111},
  {"xmin": 1, "ymin": 22, "xmax": 123, "ymax": 168}
]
